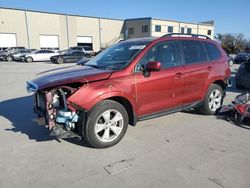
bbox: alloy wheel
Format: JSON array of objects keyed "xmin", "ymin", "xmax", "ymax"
[
  {"xmin": 208, "ymin": 89, "xmax": 222, "ymax": 112},
  {"xmin": 94, "ymin": 109, "xmax": 124, "ymax": 143}
]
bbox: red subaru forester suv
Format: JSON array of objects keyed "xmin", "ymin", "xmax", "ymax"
[{"xmin": 27, "ymin": 34, "xmax": 231, "ymax": 148}]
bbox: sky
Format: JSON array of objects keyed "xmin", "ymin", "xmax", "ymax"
[{"xmin": 0, "ymin": 0, "xmax": 249, "ymax": 39}]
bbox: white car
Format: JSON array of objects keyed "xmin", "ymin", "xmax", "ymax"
[{"xmin": 23, "ymin": 49, "xmax": 58, "ymax": 62}]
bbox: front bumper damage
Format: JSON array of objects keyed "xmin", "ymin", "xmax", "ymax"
[{"xmin": 32, "ymin": 86, "xmax": 82, "ymax": 139}]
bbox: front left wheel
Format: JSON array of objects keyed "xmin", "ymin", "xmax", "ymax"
[{"xmin": 84, "ymin": 100, "xmax": 129, "ymax": 148}]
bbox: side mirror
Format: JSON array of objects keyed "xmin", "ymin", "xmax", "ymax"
[{"xmin": 146, "ymin": 61, "xmax": 161, "ymax": 72}]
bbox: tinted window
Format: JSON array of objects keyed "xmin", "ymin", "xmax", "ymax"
[
  {"xmin": 182, "ymin": 40, "xmax": 207, "ymax": 64},
  {"xmin": 136, "ymin": 41, "xmax": 181, "ymax": 71},
  {"xmin": 70, "ymin": 47, "xmax": 82, "ymax": 51},
  {"xmin": 204, "ymin": 42, "xmax": 222, "ymax": 61},
  {"xmin": 142, "ymin": 25, "xmax": 148, "ymax": 33},
  {"xmin": 128, "ymin": 27, "xmax": 134, "ymax": 35},
  {"xmin": 155, "ymin": 25, "xmax": 161, "ymax": 32},
  {"xmin": 168, "ymin": 26, "xmax": 173, "ymax": 33},
  {"xmin": 187, "ymin": 28, "xmax": 192, "ymax": 34},
  {"xmin": 71, "ymin": 51, "xmax": 83, "ymax": 56},
  {"xmin": 44, "ymin": 50, "xmax": 53, "ymax": 53},
  {"xmin": 181, "ymin": 27, "xmax": 185, "ymax": 34},
  {"xmin": 83, "ymin": 46, "xmax": 92, "ymax": 51}
]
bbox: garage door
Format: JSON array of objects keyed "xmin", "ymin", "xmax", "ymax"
[
  {"xmin": 0, "ymin": 33, "xmax": 17, "ymax": 47},
  {"xmin": 40, "ymin": 35, "xmax": 59, "ymax": 49},
  {"xmin": 77, "ymin": 36, "xmax": 93, "ymax": 48}
]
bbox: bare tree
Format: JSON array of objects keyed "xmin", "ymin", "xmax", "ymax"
[{"xmin": 215, "ymin": 33, "xmax": 248, "ymax": 54}]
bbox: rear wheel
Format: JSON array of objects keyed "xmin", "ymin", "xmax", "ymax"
[
  {"xmin": 26, "ymin": 57, "xmax": 33, "ymax": 63},
  {"xmin": 6, "ymin": 56, "xmax": 13, "ymax": 62},
  {"xmin": 84, "ymin": 100, "xmax": 128, "ymax": 148},
  {"xmin": 199, "ymin": 84, "xmax": 223, "ymax": 115},
  {"xmin": 57, "ymin": 57, "xmax": 64, "ymax": 64}
]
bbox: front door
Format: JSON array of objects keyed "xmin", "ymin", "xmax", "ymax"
[{"xmin": 134, "ymin": 40, "xmax": 185, "ymax": 117}]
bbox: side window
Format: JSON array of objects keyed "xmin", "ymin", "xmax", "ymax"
[
  {"xmin": 204, "ymin": 42, "xmax": 222, "ymax": 61},
  {"xmin": 135, "ymin": 41, "xmax": 181, "ymax": 72},
  {"xmin": 71, "ymin": 51, "xmax": 83, "ymax": 56},
  {"xmin": 182, "ymin": 40, "xmax": 207, "ymax": 65}
]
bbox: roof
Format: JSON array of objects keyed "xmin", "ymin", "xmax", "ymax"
[
  {"xmin": 0, "ymin": 6, "xmax": 124, "ymax": 21},
  {"xmin": 125, "ymin": 17, "xmax": 214, "ymax": 26}
]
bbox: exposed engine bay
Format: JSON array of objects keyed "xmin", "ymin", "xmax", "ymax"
[{"xmin": 33, "ymin": 85, "xmax": 82, "ymax": 138}]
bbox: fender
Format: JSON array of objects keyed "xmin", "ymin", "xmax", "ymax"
[{"xmin": 67, "ymin": 79, "xmax": 138, "ymax": 114}]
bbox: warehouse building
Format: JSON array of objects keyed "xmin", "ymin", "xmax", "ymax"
[{"xmin": 0, "ymin": 7, "xmax": 215, "ymax": 51}]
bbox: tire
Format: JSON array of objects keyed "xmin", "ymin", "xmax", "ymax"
[
  {"xmin": 199, "ymin": 84, "xmax": 223, "ymax": 115},
  {"xmin": 26, "ymin": 57, "xmax": 33, "ymax": 63},
  {"xmin": 6, "ymin": 56, "xmax": 13, "ymax": 62},
  {"xmin": 57, "ymin": 57, "xmax": 64, "ymax": 64},
  {"xmin": 84, "ymin": 100, "xmax": 128, "ymax": 148}
]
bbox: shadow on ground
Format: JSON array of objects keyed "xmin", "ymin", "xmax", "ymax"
[
  {"xmin": 0, "ymin": 95, "xmax": 91, "ymax": 147},
  {"xmin": 0, "ymin": 96, "xmax": 54, "ymax": 142}
]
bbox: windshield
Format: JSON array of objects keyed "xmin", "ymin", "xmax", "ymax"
[{"xmin": 85, "ymin": 41, "xmax": 149, "ymax": 70}]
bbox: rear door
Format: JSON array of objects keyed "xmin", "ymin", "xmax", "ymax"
[
  {"xmin": 181, "ymin": 40, "xmax": 210, "ymax": 104},
  {"xmin": 43, "ymin": 50, "xmax": 54, "ymax": 61},
  {"xmin": 134, "ymin": 40, "xmax": 185, "ymax": 116}
]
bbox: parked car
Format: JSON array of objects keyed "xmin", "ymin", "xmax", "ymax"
[
  {"xmin": 21, "ymin": 49, "xmax": 58, "ymax": 62},
  {"xmin": 69, "ymin": 46, "xmax": 94, "ymax": 56},
  {"xmin": 1, "ymin": 49, "xmax": 36, "ymax": 61},
  {"xmin": 235, "ymin": 58, "xmax": 250, "ymax": 89},
  {"xmin": 13, "ymin": 49, "xmax": 36, "ymax": 61},
  {"xmin": 234, "ymin": 52, "xmax": 250, "ymax": 64},
  {"xmin": 0, "ymin": 46, "xmax": 25, "ymax": 60},
  {"xmin": 27, "ymin": 34, "xmax": 231, "ymax": 148},
  {"xmin": 50, "ymin": 50, "xmax": 91, "ymax": 64}
]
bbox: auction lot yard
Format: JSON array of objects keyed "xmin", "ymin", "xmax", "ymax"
[{"xmin": 0, "ymin": 61, "xmax": 249, "ymax": 188}]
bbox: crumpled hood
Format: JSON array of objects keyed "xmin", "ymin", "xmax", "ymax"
[{"xmin": 27, "ymin": 65, "xmax": 113, "ymax": 91}]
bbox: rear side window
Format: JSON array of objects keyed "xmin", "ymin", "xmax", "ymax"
[
  {"xmin": 204, "ymin": 42, "xmax": 222, "ymax": 61},
  {"xmin": 182, "ymin": 40, "xmax": 207, "ymax": 64}
]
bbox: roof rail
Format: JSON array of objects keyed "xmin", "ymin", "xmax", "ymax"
[{"xmin": 161, "ymin": 33, "xmax": 211, "ymax": 40}]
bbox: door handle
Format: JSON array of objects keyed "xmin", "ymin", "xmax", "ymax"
[
  {"xmin": 207, "ymin": 66, "xmax": 212, "ymax": 71},
  {"xmin": 176, "ymin": 72, "xmax": 182, "ymax": 78}
]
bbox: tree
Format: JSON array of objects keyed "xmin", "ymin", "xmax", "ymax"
[{"xmin": 215, "ymin": 33, "xmax": 248, "ymax": 54}]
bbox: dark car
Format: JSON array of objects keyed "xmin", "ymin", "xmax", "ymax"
[
  {"xmin": 235, "ymin": 58, "xmax": 250, "ymax": 89},
  {"xmin": 27, "ymin": 34, "xmax": 231, "ymax": 148},
  {"xmin": 69, "ymin": 46, "xmax": 95, "ymax": 56},
  {"xmin": 50, "ymin": 50, "xmax": 91, "ymax": 64},
  {"xmin": 234, "ymin": 52, "xmax": 250, "ymax": 64}
]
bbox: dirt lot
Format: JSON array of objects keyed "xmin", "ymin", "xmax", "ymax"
[{"xmin": 0, "ymin": 62, "xmax": 249, "ymax": 188}]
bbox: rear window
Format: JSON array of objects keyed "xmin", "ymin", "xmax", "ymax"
[
  {"xmin": 204, "ymin": 42, "xmax": 222, "ymax": 61},
  {"xmin": 182, "ymin": 40, "xmax": 207, "ymax": 64}
]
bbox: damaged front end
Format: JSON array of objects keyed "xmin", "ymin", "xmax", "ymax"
[{"xmin": 27, "ymin": 82, "xmax": 83, "ymax": 139}]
